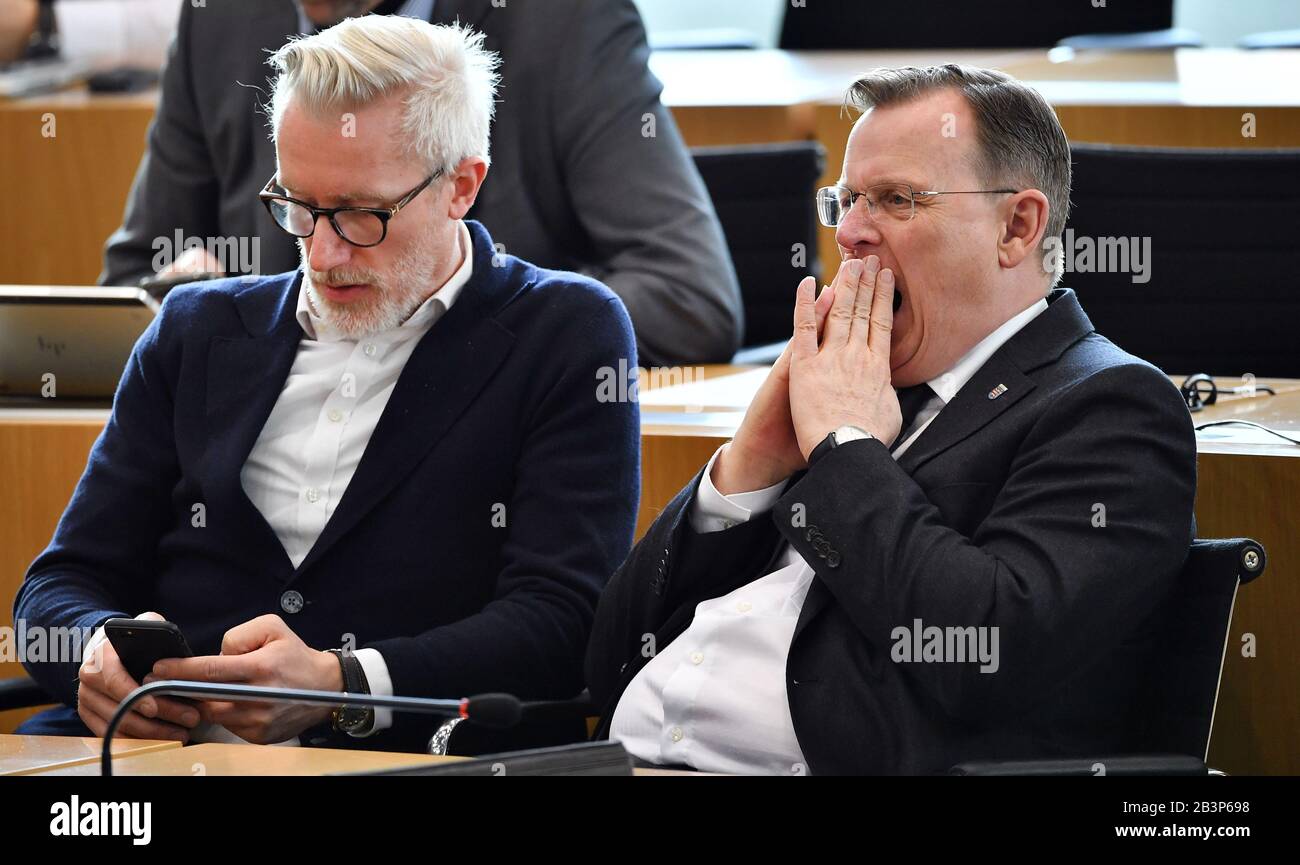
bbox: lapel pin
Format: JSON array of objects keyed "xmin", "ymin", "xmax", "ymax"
[{"xmin": 988, "ymin": 383, "xmax": 1008, "ymax": 400}]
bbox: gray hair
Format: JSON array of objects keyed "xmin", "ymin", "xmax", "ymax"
[
  {"xmin": 846, "ymin": 64, "xmax": 1071, "ymax": 284},
  {"xmin": 267, "ymin": 16, "xmax": 500, "ymax": 175}
]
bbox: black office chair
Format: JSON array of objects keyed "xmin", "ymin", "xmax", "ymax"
[
  {"xmin": 1065, "ymin": 143, "xmax": 1300, "ymax": 378},
  {"xmin": 779, "ymin": 0, "xmax": 1176, "ymax": 50},
  {"xmin": 690, "ymin": 142, "xmax": 826, "ymax": 349},
  {"xmin": 0, "ymin": 674, "xmax": 50, "ymax": 712},
  {"xmin": 950, "ymin": 537, "xmax": 1266, "ymax": 775}
]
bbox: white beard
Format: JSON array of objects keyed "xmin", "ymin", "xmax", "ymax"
[{"xmin": 299, "ymin": 223, "xmax": 444, "ymax": 340}]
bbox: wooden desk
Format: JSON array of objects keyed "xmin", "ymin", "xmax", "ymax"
[
  {"xmin": 12, "ymin": 737, "xmax": 698, "ymax": 776},
  {"xmin": 4, "ymin": 371, "xmax": 1298, "ymax": 775},
  {"xmin": 28, "ymin": 741, "xmax": 460, "ymax": 777},
  {"xmin": 0, "ymin": 733, "xmax": 180, "ymax": 776},
  {"xmin": 5, "ymin": 49, "xmax": 1299, "ymax": 285}
]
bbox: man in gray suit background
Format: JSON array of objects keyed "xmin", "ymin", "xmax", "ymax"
[{"xmin": 100, "ymin": 0, "xmax": 743, "ymax": 366}]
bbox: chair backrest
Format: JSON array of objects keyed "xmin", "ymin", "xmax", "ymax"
[
  {"xmin": 779, "ymin": 0, "xmax": 1172, "ymax": 50},
  {"xmin": 1066, "ymin": 143, "xmax": 1300, "ymax": 377},
  {"xmin": 691, "ymin": 142, "xmax": 826, "ymax": 347},
  {"xmin": 1130, "ymin": 538, "xmax": 1266, "ymax": 760}
]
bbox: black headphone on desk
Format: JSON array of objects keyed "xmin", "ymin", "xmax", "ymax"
[
  {"xmin": 1180, "ymin": 373, "xmax": 1277, "ymax": 413},
  {"xmin": 1180, "ymin": 374, "xmax": 1218, "ymax": 412}
]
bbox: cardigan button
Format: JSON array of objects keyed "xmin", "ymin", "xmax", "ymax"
[{"xmin": 280, "ymin": 590, "xmax": 305, "ymax": 615}]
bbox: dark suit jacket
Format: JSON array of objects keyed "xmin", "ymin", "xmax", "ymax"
[
  {"xmin": 100, "ymin": 0, "xmax": 742, "ymax": 366},
  {"xmin": 18, "ymin": 220, "xmax": 640, "ymax": 753},
  {"xmin": 586, "ymin": 289, "xmax": 1198, "ymax": 775}
]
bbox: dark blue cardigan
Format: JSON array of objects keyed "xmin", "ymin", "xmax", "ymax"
[{"xmin": 15, "ymin": 220, "xmax": 640, "ymax": 751}]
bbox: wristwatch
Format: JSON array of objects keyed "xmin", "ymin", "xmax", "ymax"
[
  {"xmin": 327, "ymin": 648, "xmax": 374, "ymax": 735},
  {"xmin": 809, "ymin": 425, "xmax": 875, "ymax": 466}
]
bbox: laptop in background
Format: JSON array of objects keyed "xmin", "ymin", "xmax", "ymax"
[{"xmin": 0, "ymin": 286, "xmax": 158, "ymax": 404}]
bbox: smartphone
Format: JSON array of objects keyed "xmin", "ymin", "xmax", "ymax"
[{"xmin": 103, "ymin": 618, "xmax": 194, "ymax": 683}]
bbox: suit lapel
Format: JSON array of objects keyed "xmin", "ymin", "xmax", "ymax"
[
  {"xmin": 296, "ymin": 221, "xmax": 520, "ymax": 575},
  {"xmin": 792, "ymin": 580, "xmax": 831, "ymax": 644},
  {"xmin": 896, "ymin": 289, "xmax": 1094, "ymax": 475},
  {"xmin": 201, "ymin": 274, "xmax": 305, "ymax": 579},
  {"xmin": 896, "ymin": 358, "xmax": 1037, "ymax": 476}
]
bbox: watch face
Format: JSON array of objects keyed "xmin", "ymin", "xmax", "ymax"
[{"xmin": 336, "ymin": 705, "xmax": 373, "ymax": 733}]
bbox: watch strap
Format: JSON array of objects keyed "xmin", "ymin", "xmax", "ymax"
[
  {"xmin": 808, "ymin": 430, "xmax": 838, "ymax": 466},
  {"xmin": 810, "ymin": 426, "xmax": 875, "ymax": 466},
  {"xmin": 328, "ymin": 648, "xmax": 374, "ymax": 734}
]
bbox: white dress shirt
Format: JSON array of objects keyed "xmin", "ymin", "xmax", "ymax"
[
  {"xmin": 610, "ymin": 298, "xmax": 1050, "ymax": 774},
  {"xmin": 209, "ymin": 219, "xmax": 470, "ymax": 743}
]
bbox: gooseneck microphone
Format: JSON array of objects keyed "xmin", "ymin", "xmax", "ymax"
[{"xmin": 100, "ymin": 680, "xmax": 523, "ymax": 776}]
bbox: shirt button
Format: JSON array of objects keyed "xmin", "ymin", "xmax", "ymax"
[
  {"xmin": 305, "ymin": 488, "xmax": 320, "ymax": 503},
  {"xmin": 690, "ymin": 651, "xmax": 704, "ymax": 665},
  {"xmin": 669, "ymin": 727, "xmax": 684, "ymax": 743},
  {"xmin": 280, "ymin": 590, "xmax": 304, "ymax": 615},
  {"xmin": 327, "ymin": 409, "xmax": 343, "ymax": 423},
  {"xmin": 363, "ymin": 343, "xmax": 377, "ymax": 357},
  {"xmin": 737, "ymin": 601, "xmax": 752, "ymax": 613}
]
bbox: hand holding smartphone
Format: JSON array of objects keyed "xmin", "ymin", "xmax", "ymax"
[
  {"xmin": 103, "ymin": 617, "xmax": 194, "ymax": 682},
  {"xmin": 75, "ymin": 616, "xmax": 200, "ymax": 741}
]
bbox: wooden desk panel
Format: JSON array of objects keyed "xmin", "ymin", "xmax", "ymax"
[
  {"xmin": 0, "ymin": 733, "xmax": 180, "ymax": 775},
  {"xmin": 0, "ymin": 413, "xmax": 109, "ymax": 733},
  {"xmin": 0, "ymin": 89, "xmax": 154, "ymax": 286},
  {"xmin": 1198, "ymin": 449, "xmax": 1300, "ymax": 775}
]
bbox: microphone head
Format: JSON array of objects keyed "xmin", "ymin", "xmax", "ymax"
[{"xmin": 464, "ymin": 693, "xmax": 523, "ymax": 729}]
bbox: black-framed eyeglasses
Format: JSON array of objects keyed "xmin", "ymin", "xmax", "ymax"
[
  {"xmin": 815, "ymin": 182, "xmax": 1020, "ymax": 227},
  {"xmin": 258, "ymin": 172, "xmax": 441, "ymax": 248}
]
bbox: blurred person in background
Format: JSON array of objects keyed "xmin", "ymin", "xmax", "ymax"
[
  {"xmin": 99, "ymin": 0, "xmax": 743, "ymax": 365},
  {"xmin": 1, "ymin": 0, "xmax": 178, "ymax": 69}
]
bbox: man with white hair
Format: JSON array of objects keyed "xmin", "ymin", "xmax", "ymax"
[{"xmin": 15, "ymin": 17, "xmax": 640, "ymax": 755}]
